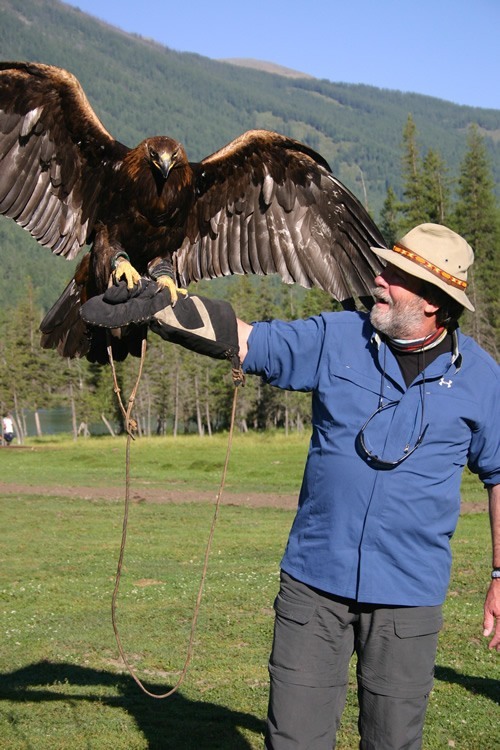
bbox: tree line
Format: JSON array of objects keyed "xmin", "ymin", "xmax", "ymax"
[
  {"xmin": 2, "ymin": 0, "xmax": 500, "ymax": 316},
  {"xmin": 380, "ymin": 118, "xmax": 499, "ymax": 356},
  {"xmin": 0, "ymin": 122, "xmax": 498, "ymax": 441}
]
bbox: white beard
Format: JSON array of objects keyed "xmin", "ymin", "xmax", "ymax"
[{"xmin": 370, "ymin": 289, "xmax": 427, "ymax": 340}]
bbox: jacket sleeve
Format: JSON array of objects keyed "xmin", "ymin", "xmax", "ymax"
[
  {"xmin": 467, "ymin": 375, "xmax": 500, "ymax": 486},
  {"xmin": 242, "ymin": 315, "xmax": 329, "ymax": 392}
]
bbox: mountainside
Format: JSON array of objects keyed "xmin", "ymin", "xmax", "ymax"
[
  {"xmin": 220, "ymin": 58, "xmax": 314, "ymax": 79},
  {"xmin": 0, "ymin": 0, "xmax": 499, "ymax": 311}
]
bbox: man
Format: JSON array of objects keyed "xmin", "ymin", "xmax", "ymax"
[
  {"xmin": 83, "ymin": 223, "xmax": 499, "ymax": 749},
  {"xmin": 232, "ymin": 223, "xmax": 499, "ymax": 749}
]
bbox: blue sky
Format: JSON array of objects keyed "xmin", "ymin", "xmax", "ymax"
[{"xmin": 63, "ymin": 0, "xmax": 499, "ymax": 110}]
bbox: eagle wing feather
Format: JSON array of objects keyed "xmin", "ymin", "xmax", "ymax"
[
  {"xmin": 0, "ymin": 61, "xmax": 127, "ymax": 260},
  {"xmin": 0, "ymin": 63, "xmax": 386, "ymax": 363},
  {"xmin": 176, "ymin": 130, "xmax": 384, "ymax": 305}
]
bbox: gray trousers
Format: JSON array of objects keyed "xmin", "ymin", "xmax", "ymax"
[{"xmin": 265, "ymin": 572, "xmax": 443, "ymax": 750}]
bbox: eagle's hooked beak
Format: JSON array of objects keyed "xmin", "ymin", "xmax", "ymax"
[{"xmin": 156, "ymin": 151, "xmax": 175, "ymax": 180}]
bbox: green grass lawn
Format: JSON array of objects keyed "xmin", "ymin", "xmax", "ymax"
[
  {"xmin": 0, "ymin": 434, "xmax": 496, "ymax": 749},
  {"xmin": 0, "ymin": 432, "xmax": 488, "ymax": 503},
  {"xmin": 0, "ymin": 432, "xmax": 312, "ymax": 494}
]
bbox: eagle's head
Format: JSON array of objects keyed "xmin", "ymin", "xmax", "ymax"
[{"xmin": 145, "ymin": 136, "xmax": 187, "ymax": 180}]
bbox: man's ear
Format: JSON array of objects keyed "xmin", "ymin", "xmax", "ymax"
[{"xmin": 422, "ymin": 298, "xmax": 440, "ymax": 316}]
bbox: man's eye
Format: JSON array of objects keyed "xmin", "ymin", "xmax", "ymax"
[{"xmin": 390, "ymin": 267, "xmax": 409, "ymax": 284}]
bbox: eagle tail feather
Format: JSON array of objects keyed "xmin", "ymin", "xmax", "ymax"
[
  {"xmin": 40, "ymin": 275, "xmax": 148, "ymax": 363},
  {"xmin": 39, "ymin": 277, "xmax": 90, "ymax": 358}
]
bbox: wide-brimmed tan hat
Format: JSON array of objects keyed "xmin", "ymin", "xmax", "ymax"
[{"xmin": 371, "ymin": 223, "xmax": 475, "ymax": 311}]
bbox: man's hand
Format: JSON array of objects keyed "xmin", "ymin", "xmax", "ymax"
[
  {"xmin": 483, "ymin": 484, "xmax": 500, "ymax": 651},
  {"xmin": 483, "ymin": 580, "xmax": 500, "ymax": 651}
]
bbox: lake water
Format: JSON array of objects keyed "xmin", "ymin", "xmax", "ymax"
[{"xmin": 21, "ymin": 407, "xmax": 114, "ymax": 437}]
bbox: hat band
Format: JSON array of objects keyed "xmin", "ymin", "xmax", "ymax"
[{"xmin": 393, "ymin": 244, "xmax": 468, "ymax": 290}]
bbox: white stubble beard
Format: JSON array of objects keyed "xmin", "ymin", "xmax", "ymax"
[{"xmin": 370, "ymin": 289, "xmax": 427, "ymax": 340}]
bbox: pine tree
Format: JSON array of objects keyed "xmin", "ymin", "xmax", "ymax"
[
  {"xmin": 400, "ymin": 115, "xmax": 426, "ymax": 231},
  {"xmin": 400, "ymin": 116, "xmax": 451, "ymax": 233},
  {"xmin": 421, "ymin": 148, "xmax": 450, "ymax": 225},
  {"xmin": 453, "ymin": 125, "xmax": 500, "ymax": 355},
  {"xmin": 379, "ymin": 185, "xmax": 402, "ymax": 246}
]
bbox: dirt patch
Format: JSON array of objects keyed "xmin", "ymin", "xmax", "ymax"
[
  {"xmin": 0, "ymin": 481, "xmax": 299, "ymax": 509},
  {"xmin": 0, "ymin": 481, "xmax": 486, "ymax": 514}
]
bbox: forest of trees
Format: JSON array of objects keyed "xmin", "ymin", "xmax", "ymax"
[
  {"xmin": 0, "ymin": 119, "xmax": 498, "ymax": 442},
  {"xmin": 380, "ymin": 118, "xmax": 499, "ymax": 355},
  {"xmin": 1, "ymin": 0, "xmax": 500, "ymax": 311}
]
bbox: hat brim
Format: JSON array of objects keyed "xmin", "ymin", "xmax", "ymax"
[{"xmin": 371, "ymin": 245, "xmax": 475, "ymax": 312}]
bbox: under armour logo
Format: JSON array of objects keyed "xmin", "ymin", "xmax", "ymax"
[{"xmin": 439, "ymin": 377, "xmax": 453, "ymax": 388}]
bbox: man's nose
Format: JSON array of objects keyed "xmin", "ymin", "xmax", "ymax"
[{"xmin": 374, "ymin": 272, "xmax": 389, "ymax": 288}]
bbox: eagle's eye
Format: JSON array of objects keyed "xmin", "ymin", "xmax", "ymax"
[{"xmin": 149, "ymin": 148, "xmax": 159, "ymax": 162}]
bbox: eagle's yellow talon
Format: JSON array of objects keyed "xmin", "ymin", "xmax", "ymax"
[
  {"xmin": 113, "ymin": 259, "xmax": 141, "ymax": 290},
  {"xmin": 156, "ymin": 275, "xmax": 188, "ymax": 305}
]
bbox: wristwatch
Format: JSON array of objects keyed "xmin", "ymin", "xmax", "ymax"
[{"xmin": 492, "ymin": 568, "xmax": 500, "ymax": 579}]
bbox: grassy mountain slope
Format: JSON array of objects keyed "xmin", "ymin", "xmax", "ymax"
[{"xmin": 0, "ymin": 0, "xmax": 499, "ymax": 311}]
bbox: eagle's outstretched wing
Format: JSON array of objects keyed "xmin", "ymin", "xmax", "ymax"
[
  {"xmin": 0, "ymin": 62, "xmax": 385, "ymax": 363},
  {"xmin": 0, "ymin": 61, "xmax": 127, "ymax": 259},
  {"xmin": 176, "ymin": 130, "xmax": 385, "ymax": 305}
]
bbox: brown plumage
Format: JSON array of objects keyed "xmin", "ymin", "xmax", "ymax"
[{"xmin": 0, "ymin": 61, "xmax": 385, "ymax": 363}]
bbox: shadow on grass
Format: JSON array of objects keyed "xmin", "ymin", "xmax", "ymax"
[
  {"xmin": 0, "ymin": 660, "xmax": 265, "ymax": 749},
  {"xmin": 435, "ymin": 665, "xmax": 500, "ymax": 704}
]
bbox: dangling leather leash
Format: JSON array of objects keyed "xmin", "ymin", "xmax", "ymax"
[{"xmin": 107, "ymin": 334, "xmax": 239, "ymax": 698}]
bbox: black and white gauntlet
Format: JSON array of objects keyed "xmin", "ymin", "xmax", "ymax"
[
  {"xmin": 150, "ymin": 295, "xmax": 243, "ymax": 384},
  {"xmin": 80, "ymin": 280, "xmax": 243, "ymax": 384}
]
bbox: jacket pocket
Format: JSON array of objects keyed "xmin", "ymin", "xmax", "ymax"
[{"xmin": 329, "ymin": 362, "xmax": 381, "ymax": 396}]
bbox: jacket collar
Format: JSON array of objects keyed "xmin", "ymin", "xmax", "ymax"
[{"xmin": 370, "ymin": 327, "xmax": 462, "ymax": 389}]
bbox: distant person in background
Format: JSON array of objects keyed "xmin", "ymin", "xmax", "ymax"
[{"xmin": 2, "ymin": 413, "xmax": 14, "ymax": 445}]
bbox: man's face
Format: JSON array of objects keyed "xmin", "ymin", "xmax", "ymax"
[{"xmin": 370, "ymin": 264, "xmax": 432, "ymax": 339}]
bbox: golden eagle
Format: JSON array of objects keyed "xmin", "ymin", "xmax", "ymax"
[{"xmin": 0, "ymin": 61, "xmax": 385, "ymax": 363}]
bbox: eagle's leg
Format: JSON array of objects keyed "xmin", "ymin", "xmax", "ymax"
[
  {"xmin": 148, "ymin": 259, "xmax": 187, "ymax": 305},
  {"xmin": 111, "ymin": 252, "xmax": 141, "ymax": 289},
  {"xmin": 154, "ymin": 275, "xmax": 188, "ymax": 305}
]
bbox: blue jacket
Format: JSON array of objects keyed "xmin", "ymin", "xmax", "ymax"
[{"xmin": 243, "ymin": 311, "xmax": 500, "ymax": 606}]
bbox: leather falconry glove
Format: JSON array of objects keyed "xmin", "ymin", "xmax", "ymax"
[
  {"xmin": 150, "ymin": 295, "xmax": 243, "ymax": 386},
  {"xmin": 80, "ymin": 280, "xmax": 243, "ymax": 385},
  {"xmin": 81, "ymin": 279, "xmax": 172, "ymax": 328}
]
